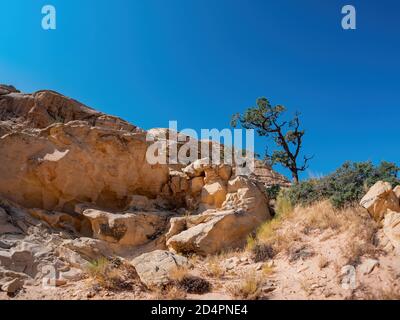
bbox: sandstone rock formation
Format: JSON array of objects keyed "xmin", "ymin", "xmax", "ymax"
[
  {"xmin": 361, "ymin": 182, "xmax": 400, "ymax": 254},
  {"xmin": 359, "ymin": 181, "xmax": 400, "ymax": 221},
  {"xmin": 383, "ymin": 210, "xmax": 400, "ymax": 254},
  {"xmin": 167, "ymin": 175, "xmax": 271, "ymax": 255},
  {"xmin": 82, "ymin": 209, "xmax": 172, "ymax": 246},
  {"xmin": 0, "ymin": 85, "xmax": 287, "ymax": 295}
]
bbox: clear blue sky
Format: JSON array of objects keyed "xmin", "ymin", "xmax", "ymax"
[{"xmin": 1, "ymin": 0, "xmax": 399, "ymax": 179}]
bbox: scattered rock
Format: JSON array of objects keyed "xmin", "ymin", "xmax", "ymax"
[
  {"xmin": 222, "ymin": 257, "xmax": 240, "ymax": 271},
  {"xmin": 1, "ymin": 278, "xmax": 24, "ymax": 294},
  {"xmin": 60, "ymin": 268, "xmax": 84, "ymax": 281},
  {"xmin": 131, "ymin": 250, "xmax": 188, "ymax": 288}
]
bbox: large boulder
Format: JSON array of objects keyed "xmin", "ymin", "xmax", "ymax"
[
  {"xmin": 60, "ymin": 237, "xmax": 113, "ymax": 262},
  {"xmin": 393, "ymin": 186, "xmax": 400, "ymax": 200},
  {"xmin": 383, "ymin": 210, "xmax": 400, "ymax": 254},
  {"xmin": 82, "ymin": 209, "xmax": 172, "ymax": 246},
  {"xmin": 131, "ymin": 250, "xmax": 187, "ymax": 288},
  {"xmin": 360, "ymin": 181, "xmax": 400, "ymax": 221},
  {"xmin": 167, "ymin": 176, "xmax": 271, "ymax": 255},
  {"xmin": 0, "ymin": 247, "xmax": 36, "ymax": 277},
  {"xmin": 200, "ymin": 181, "xmax": 227, "ymax": 209}
]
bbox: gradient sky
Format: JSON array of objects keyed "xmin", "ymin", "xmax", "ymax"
[{"xmin": 1, "ymin": 0, "xmax": 399, "ymax": 180}]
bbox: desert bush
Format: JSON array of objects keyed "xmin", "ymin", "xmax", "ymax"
[
  {"xmin": 265, "ymin": 184, "xmax": 281, "ymax": 200},
  {"xmin": 169, "ymin": 266, "xmax": 211, "ymax": 294},
  {"xmin": 154, "ymin": 285, "xmax": 186, "ymax": 300},
  {"xmin": 251, "ymin": 243, "xmax": 275, "ymax": 262},
  {"xmin": 286, "ymin": 161, "xmax": 400, "ymax": 208},
  {"xmin": 175, "ymin": 275, "xmax": 211, "ymax": 294}
]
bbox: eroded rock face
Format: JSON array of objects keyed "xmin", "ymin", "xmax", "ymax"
[
  {"xmin": 360, "ymin": 181, "xmax": 400, "ymax": 221},
  {"xmin": 83, "ymin": 209, "xmax": 173, "ymax": 246},
  {"xmin": 0, "ymin": 89, "xmax": 140, "ymax": 133},
  {"xmin": 131, "ymin": 250, "xmax": 187, "ymax": 287},
  {"xmin": 0, "ymin": 121, "xmax": 169, "ymax": 212}
]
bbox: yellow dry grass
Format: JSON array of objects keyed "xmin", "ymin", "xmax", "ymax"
[
  {"xmin": 250, "ymin": 200, "xmax": 378, "ymax": 264},
  {"xmin": 227, "ymin": 273, "xmax": 264, "ymax": 300}
]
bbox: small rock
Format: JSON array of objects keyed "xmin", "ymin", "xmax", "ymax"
[
  {"xmin": 131, "ymin": 250, "xmax": 188, "ymax": 287},
  {"xmin": 359, "ymin": 259, "xmax": 379, "ymax": 275},
  {"xmin": 60, "ymin": 268, "xmax": 83, "ymax": 281},
  {"xmin": 223, "ymin": 257, "xmax": 240, "ymax": 270},
  {"xmin": 55, "ymin": 279, "xmax": 67, "ymax": 287},
  {"xmin": 1, "ymin": 278, "xmax": 24, "ymax": 294}
]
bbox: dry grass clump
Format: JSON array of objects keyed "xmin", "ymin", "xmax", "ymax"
[
  {"xmin": 248, "ymin": 216, "xmax": 301, "ymax": 260},
  {"xmin": 251, "ymin": 243, "xmax": 275, "ymax": 262},
  {"xmin": 175, "ymin": 275, "xmax": 211, "ymax": 294},
  {"xmin": 261, "ymin": 264, "xmax": 275, "ymax": 276},
  {"xmin": 204, "ymin": 255, "xmax": 225, "ymax": 278},
  {"xmin": 318, "ymin": 255, "xmax": 330, "ymax": 269},
  {"xmin": 227, "ymin": 273, "xmax": 264, "ymax": 300},
  {"xmin": 154, "ymin": 285, "xmax": 187, "ymax": 300},
  {"xmin": 294, "ymin": 201, "xmax": 377, "ymax": 237},
  {"xmin": 169, "ymin": 266, "xmax": 190, "ymax": 282},
  {"xmin": 298, "ymin": 276, "xmax": 312, "ymax": 296},
  {"xmin": 86, "ymin": 257, "xmax": 140, "ymax": 291},
  {"xmin": 169, "ymin": 266, "xmax": 211, "ymax": 294}
]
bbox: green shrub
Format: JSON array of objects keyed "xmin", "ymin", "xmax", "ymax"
[
  {"xmin": 265, "ymin": 185, "xmax": 281, "ymax": 200},
  {"xmin": 286, "ymin": 161, "xmax": 400, "ymax": 208}
]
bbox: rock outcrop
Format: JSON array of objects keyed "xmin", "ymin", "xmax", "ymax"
[
  {"xmin": 166, "ymin": 175, "xmax": 271, "ymax": 255},
  {"xmin": 0, "ymin": 85, "xmax": 285, "ymax": 294},
  {"xmin": 383, "ymin": 210, "xmax": 400, "ymax": 254},
  {"xmin": 83, "ymin": 209, "xmax": 172, "ymax": 246},
  {"xmin": 361, "ymin": 182, "xmax": 400, "ymax": 255},
  {"xmin": 360, "ymin": 181, "xmax": 400, "ymax": 221},
  {"xmin": 0, "ymin": 122, "xmax": 169, "ymax": 212}
]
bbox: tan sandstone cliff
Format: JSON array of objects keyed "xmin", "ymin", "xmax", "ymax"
[{"xmin": 0, "ymin": 84, "xmax": 291, "ymax": 295}]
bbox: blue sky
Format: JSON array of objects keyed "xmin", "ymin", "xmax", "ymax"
[{"xmin": 1, "ymin": 0, "xmax": 399, "ymax": 180}]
